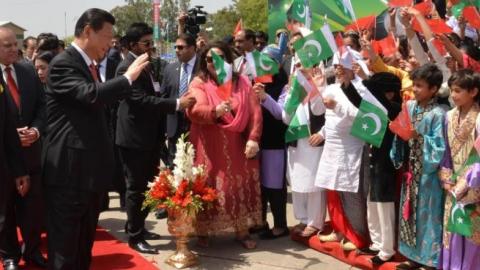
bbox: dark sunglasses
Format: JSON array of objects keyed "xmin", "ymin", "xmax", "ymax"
[
  {"xmin": 206, "ymin": 54, "xmax": 224, "ymax": 63},
  {"xmin": 174, "ymin": 45, "xmax": 189, "ymax": 50},
  {"xmin": 137, "ymin": 40, "xmax": 153, "ymax": 47}
]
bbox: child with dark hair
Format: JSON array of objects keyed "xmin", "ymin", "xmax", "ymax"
[
  {"xmin": 439, "ymin": 69, "xmax": 480, "ymax": 270},
  {"xmin": 391, "ymin": 63, "xmax": 446, "ymax": 270}
]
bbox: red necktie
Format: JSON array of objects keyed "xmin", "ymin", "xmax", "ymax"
[
  {"xmin": 4, "ymin": 66, "xmax": 20, "ymax": 108},
  {"xmin": 89, "ymin": 63, "xmax": 99, "ymax": 82}
]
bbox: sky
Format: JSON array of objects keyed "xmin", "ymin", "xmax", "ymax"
[{"xmin": 0, "ymin": 0, "xmax": 233, "ymax": 38}]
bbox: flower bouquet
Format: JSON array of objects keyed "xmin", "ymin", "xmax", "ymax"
[{"xmin": 143, "ymin": 134, "xmax": 216, "ymax": 269}]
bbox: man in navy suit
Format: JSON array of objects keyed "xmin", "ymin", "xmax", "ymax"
[
  {"xmin": 161, "ymin": 33, "xmax": 199, "ymax": 166},
  {"xmin": 0, "ymin": 26, "xmax": 45, "ymax": 270}
]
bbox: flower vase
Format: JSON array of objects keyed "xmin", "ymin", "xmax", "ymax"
[{"xmin": 166, "ymin": 209, "xmax": 198, "ymax": 269}]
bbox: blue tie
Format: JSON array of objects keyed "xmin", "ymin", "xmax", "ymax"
[{"xmin": 179, "ymin": 63, "xmax": 189, "ymax": 96}]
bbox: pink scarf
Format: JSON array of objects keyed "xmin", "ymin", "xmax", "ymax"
[{"xmin": 203, "ymin": 76, "xmax": 251, "ymax": 133}]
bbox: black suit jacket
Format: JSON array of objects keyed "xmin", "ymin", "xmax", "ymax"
[
  {"xmin": 43, "ymin": 46, "xmax": 131, "ymax": 191},
  {"xmin": 160, "ymin": 58, "xmax": 198, "ymax": 138},
  {"xmin": 4, "ymin": 62, "xmax": 46, "ymax": 173},
  {"xmin": 0, "ymin": 77, "xmax": 26, "ymax": 181},
  {"xmin": 115, "ymin": 53, "xmax": 177, "ymax": 150}
]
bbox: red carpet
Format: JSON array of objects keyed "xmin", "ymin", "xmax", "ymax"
[
  {"xmin": 1, "ymin": 227, "xmax": 159, "ymax": 270},
  {"xmin": 291, "ymin": 226, "xmax": 403, "ymax": 270}
]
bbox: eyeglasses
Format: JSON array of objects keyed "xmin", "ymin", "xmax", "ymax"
[
  {"xmin": 206, "ymin": 54, "xmax": 224, "ymax": 63},
  {"xmin": 137, "ymin": 40, "xmax": 153, "ymax": 47},
  {"xmin": 174, "ymin": 45, "xmax": 189, "ymax": 50}
]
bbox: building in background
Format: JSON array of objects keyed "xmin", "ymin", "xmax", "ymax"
[{"xmin": 0, "ymin": 21, "xmax": 26, "ymax": 48}]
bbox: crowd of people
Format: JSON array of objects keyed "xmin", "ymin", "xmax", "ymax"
[{"xmin": 1, "ymin": 1, "xmax": 480, "ymax": 270}]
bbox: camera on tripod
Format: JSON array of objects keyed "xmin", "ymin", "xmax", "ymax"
[{"xmin": 184, "ymin": 5, "xmax": 207, "ymax": 38}]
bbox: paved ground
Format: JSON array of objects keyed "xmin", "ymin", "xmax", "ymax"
[{"xmin": 99, "ymin": 191, "xmax": 358, "ymax": 270}]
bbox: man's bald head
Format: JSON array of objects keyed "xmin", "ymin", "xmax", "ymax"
[{"xmin": 0, "ymin": 27, "xmax": 19, "ymax": 65}]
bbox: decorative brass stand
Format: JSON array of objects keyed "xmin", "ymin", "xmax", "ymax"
[{"xmin": 166, "ymin": 209, "xmax": 198, "ymax": 269}]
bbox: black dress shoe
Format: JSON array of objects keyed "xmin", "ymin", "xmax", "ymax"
[
  {"xmin": 2, "ymin": 259, "xmax": 19, "ymax": 270},
  {"xmin": 128, "ymin": 239, "xmax": 158, "ymax": 254},
  {"xmin": 24, "ymin": 252, "xmax": 47, "ymax": 268},
  {"xmin": 356, "ymin": 247, "xmax": 379, "ymax": 256},
  {"xmin": 259, "ymin": 228, "xmax": 290, "ymax": 240},
  {"xmin": 143, "ymin": 229, "xmax": 161, "ymax": 240},
  {"xmin": 370, "ymin": 255, "xmax": 392, "ymax": 265},
  {"xmin": 155, "ymin": 208, "xmax": 167, "ymax": 219},
  {"xmin": 249, "ymin": 222, "xmax": 269, "ymax": 234}
]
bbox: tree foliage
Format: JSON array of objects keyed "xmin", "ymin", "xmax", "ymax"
[
  {"xmin": 207, "ymin": 0, "xmax": 268, "ymax": 41},
  {"xmin": 110, "ymin": 0, "xmax": 152, "ymax": 36},
  {"xmin": 110, "ymin": 0, "xmax": 190, "ymax": 40}
]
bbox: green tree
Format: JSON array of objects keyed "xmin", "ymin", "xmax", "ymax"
[
  {"xmin": 207, "ymin": 6, "xmax": 240, "ymax": 41},
  {"xmin": 234, "ymin": 0, "xmax": 268, "ymax": 32},
  {"xmin": 110, "ymin": 0, "xmax": 152, "ymax": 36},
  {"xmin": 207, "ymin": 0, "xmax": 268, "ymax": 41}
]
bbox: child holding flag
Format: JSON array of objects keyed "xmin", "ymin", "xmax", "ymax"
[
  {"xmin": 390, "ymin": 63, "xmax": 446, "ymax": 270},
  {"xmin": 438, "ymin": 69, "xmax": 480, "ymax": 270}
]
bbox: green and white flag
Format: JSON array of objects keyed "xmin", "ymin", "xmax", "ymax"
[
  {"xmin": 245, "ymin": 50, "xmax": 279, "ymax": 79},
  {"xmin": 284, "ymin": 71, "xmax": 316, "ymax": 143},
  {"xmin": 447, "ymin": 196, "xmax": 474, "ymax": 237},
  {"xmin": 287, "ymin": 0, "xmax": 309, "ymax": 25},
  {"xmin": 293, "ymin": 29, "xmax": 335, "ymax": 68},
  {"xmin": 334, "ymin": 0, "xmax": 356, "ymax": 20},
  {"xmin": 350, "ymin": 99, "xmax": 388, "ymax": 148},
  {"xmin": 211, "ymin": 51, "xmax": 233, "ymax": 100}
]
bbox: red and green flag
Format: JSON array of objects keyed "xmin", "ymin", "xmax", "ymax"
[{"xmin": 211, "ymin": 51, "xmax": 233, "ymax": 100}]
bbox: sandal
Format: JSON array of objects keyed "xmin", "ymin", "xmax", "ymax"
[
  {"xmin": 235, "ymin": 235, "xmax": 257, "ymax": 249},
  {"xmin": 318, "ymin": 231, "xmax": 342, "ymax": 242},
  {"xmin": 292, "ymin": 223, "xmax": 307, "ymax": 234},
  {"xmin": 299, "ymin": 226, "xmax": 318, "ymax": 237}
]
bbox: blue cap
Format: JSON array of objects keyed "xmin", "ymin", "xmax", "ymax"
[{"xmin": 262, "ymin": 45, "xmax": 283, "ymax": 64}]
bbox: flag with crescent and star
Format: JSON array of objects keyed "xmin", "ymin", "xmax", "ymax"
[
  {"xmin": 350, "ymin": 99, "xmax": 388, "ymax": 147},
  {"xmin": 447, "ymin": 196, "xmax": 474, "ymax": 237},
  {"xmin": 245, "ymin": 50, "xmax": 279, "ymax": 83},
  {"xmin": 287, "ymin": 0, "xmax": 308, "ymax": 25},
  {"xmin": 334, "ymin": 0, "xmax": 356, "ymax": 20},
  {"xmin": 211, "ymin": 50, "xmax": 233, "ymax": 100},
  {"xmin": 284, "ymin": 70, "xmax": 317, "ymax": 143},
  {"xmin": 293, "ymin": 29, "xmax": 335, "ymax": 68}
]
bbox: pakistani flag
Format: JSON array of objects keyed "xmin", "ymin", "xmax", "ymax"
[
  {"xmin": 293, "ymin": 29, "xmax": 335, "ymax": 68},
  {"xmin": 334, "ymin": 0, "xmax": 356, "ymax": 20},
  {"xmin": 447, "ymin": 197, "xmax": 474, "ymax": 237},
  {"xmin": 287, "ymin": 0, "xmax": 308, "ymax": 25},
  {"xmin": 212, "ymin": 51, "xmax": 233, "ymax": 100},
  {"xmin": 284, "ymin": 71, "xmax": 315, "ymax": 143},
  {"xmin": 245, "ymin": 50, "xmax": 279, "ymax": 79},
  {"xmin": 350, "ymin": 99, "xmax": 388, "ymax": 148}
]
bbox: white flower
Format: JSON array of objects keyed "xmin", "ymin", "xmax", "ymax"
[{"xmin": 172, "ymin": 134, "xmax": 196, "ymax": 185}]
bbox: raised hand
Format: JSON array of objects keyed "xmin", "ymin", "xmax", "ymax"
[{"xmin": 125, "ymin": 53, "xmax": 150, "ymax": 81}]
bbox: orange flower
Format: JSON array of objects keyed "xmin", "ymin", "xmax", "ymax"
[
  {"xmin": 176, "ymin": 179, "xmax": 189, "ymax": 197},
  {"xmin": 201, "ymin": 188, "xmax": 217, "ymax": 202},
  {"xmin": 150, "ymin": 178, "xmax": 171, "ymax": 200},
  {"xmin": 181, "ymin": 193, "xmax": 193, "ymax": 207},
  {"xmin": 192, "ymin": 178, "xmax": 206, "ymax": 195}
]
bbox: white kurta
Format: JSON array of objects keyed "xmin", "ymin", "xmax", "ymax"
[
  {"xmin": 286, "ymin": 96, "xmax": 325, "ymax": 193},
  {"xmin": 315, "ymin": 79, "xmax": 367, "ymax": 193}
]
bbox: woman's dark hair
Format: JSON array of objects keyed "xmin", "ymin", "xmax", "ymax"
[
  {"xmin": 460, "ymin": 40, "xmax": 480, "ymax": 62},
  {"xmin": 448, "ymin": 69, "xmax": 480, "ymax": 101},
  {"xmin": 410, "ymin": 63, "xmax": 443, "ymax": 90},
  {"xmin": 34, "ymin": 51, "xmax": 55, "ymax": 65},
  {"xmin": 124, "ymin": 22, "xmax": 153, "ymax": 49},
  {"xmin": 74, "ymin": 8, "xmax": 115, "ymax": 37},
  {"xmin": 196, "ymin": 41, "xmax": 239, "ymax": 88}
]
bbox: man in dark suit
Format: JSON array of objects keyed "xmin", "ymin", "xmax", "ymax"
[
  {"xmin": 116, "ymin": 23, "xmax": 195, "ymax": 254},
  {"xmin": 161, "ymin": 33, "xmax": 198, "ymax": 166},
  {"xmin": 0, "ymin": 26, "xmax": 43, "ymax": 270},
  {"xmin": 43, "ymin": 9, "xmax": 149, "ymax": 270}
]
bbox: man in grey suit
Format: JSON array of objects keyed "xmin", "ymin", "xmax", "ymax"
[
  {"xmin": 0, "ymin": 26, "xmax": 45, "ymax": 270},
  {"xmin": 233, "ymin": 29, "xmax": 256, "ymax": 81},
  {"xmin": 161, "ymin": 33, "xmax": 198, "ymax": 166}
]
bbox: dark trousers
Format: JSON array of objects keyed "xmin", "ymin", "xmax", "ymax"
[
  {"xmin": 261, "ymin": 185, "xmax": 288, "ymax": 229},
  {"xmin": 119, "ymin": 147, "xmax": 159, "ymax": 241},
  {"xmin": 0, "ymin": 171, "xmax": 44, "ymax": 262},
  {"xmin": 167, "ymin": 137, "xmax": 177, "ymax": 169},
  {"xmin": 46, "ymin": 187, "xmax": 101, "ymax": 270}
]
